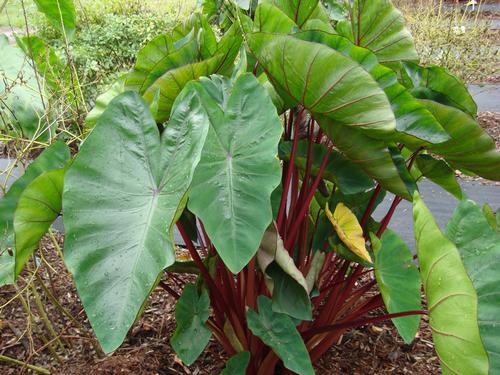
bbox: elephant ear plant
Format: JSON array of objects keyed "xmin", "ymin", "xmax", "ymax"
[{"xmin": 2, "ymin": 0, "xmax": 500, "ymax": 373}]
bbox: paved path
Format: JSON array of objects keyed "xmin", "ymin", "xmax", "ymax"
[
  {"xmin": 374, "ymin": 180, "xmax": 500, "ymax": 251},
  {"xmin": 469, "ymin": 84, "xmax": 500, "ymax": 112},
  {"xmin": 444, "ymin": 3, "xmax": 500, "ymax": 12}
]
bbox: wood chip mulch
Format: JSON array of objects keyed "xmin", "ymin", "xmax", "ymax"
[{"xmin": 0, "ymin": 235, "xmax": 441, "ymax": 375}]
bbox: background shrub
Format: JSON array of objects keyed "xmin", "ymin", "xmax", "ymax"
[
  {"xmin": 395, "ymin": 0, "xmax": 499, "ymax": 83},
  {"xmin": 32, "ymin": 0, "xmax": 196, "ymax": 103}
]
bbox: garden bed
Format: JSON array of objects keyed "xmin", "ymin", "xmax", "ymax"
[{"xmin": 0, "ymin": 235, "xmax": 440, "ymax": 375}]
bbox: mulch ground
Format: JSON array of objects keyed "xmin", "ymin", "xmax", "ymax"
[{"xmin": 0, "ymin": 235, "xmax": 441, "ymax": 375}]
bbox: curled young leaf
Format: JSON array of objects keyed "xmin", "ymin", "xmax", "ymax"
[{"xmin": 257, "ymin": 224, "xmax": 312, "ymax": 320}]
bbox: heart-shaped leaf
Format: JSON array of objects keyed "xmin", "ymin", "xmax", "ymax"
[
  {"xmin": 63, "ymin": 89, "xmax": 209, "ymax": 353},
  {"xmin": 254, "ymin": 3, "xmax": 298, "ymax": 33},
  {"xmin": 187, "ymin": 74, "xmax": 282, "ymax": 273},
  {"xmin": 293, "ymin": 31, "xmax": 449, "ymax": 145},
  {"xmin": 0, "ymin": 35, "xmax": 47, "ymax": 140},
  {"xmin": 261, "ymin": 0, "xmax": 319, "ymax": 27}
]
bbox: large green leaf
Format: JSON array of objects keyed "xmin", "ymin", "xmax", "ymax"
[
  {"xmin": 247, "ymin": 296, "xmax": 314, "ymax": 375},
  {"xmin": 412, "ymin": 193, "xmax": 488, "ymax": 375},
  {"xmin": 63, "ymin": 90, "xmax": 209, "ymax": 353},
  {"xmin": 336, "ymin": 0, "xmax": 418, "ymax": 63},
  {"xmin": 294, "ymin": 31, "xmax": 449, "ymax": 145},
  {"xmin": 446, "ymin": 200, "xmax": 500, "ymax": 373},
  {"xmin": 257, "ymin": 225, "xmax": 312, "ymax": 320},
  {"xmin": 187, "ymin": 74, "xmax": 282, "ymax": 273},
  {"xmin": 372, "ymin": 230, "xmax": 421, "ymax": 344},
  {"xmin": 220, "ymin": 351, "xmax": 251, "ymax": 375},
  {"xmin": 0, "ymin": 141, "xmax": 70, "ymax": 286},
  {"xmin": 317, "ymin": 118, "xmax": 412, "ymax": 199},
  {"xmin": 171, "ymin": 284, "xmax": 212, "ymax": 365},
  {"xmin": 247, "ymin": 33, "xmax": 396, "ymax": 138},
  {"xmin": 279, "ymin": 140, "xmax": 374, "ymax": 195},
  {"xmin": 422, "ymin": 100, "xmax": 500, "ymax": 181},
  {"xmin": 403, "ymin": 62, "xmax": 477, "ymax": 117},
  {"xmin": 14, "ymin": 168, "xmax": 65, "ymax": 278},
  {"xmin": 125, "ymin": 33, "xmax": 198, "ymax": 94},
  {"xmin": 254, "ymin": 3, "xmax": 298, "ymax": 33},
  {"xmin": 0, "ymin": 35, "xmax": 46, "ymax": 140},
  {"xmin": 261, "ymin": 0, "xmax": 319, "ymax": 27},
  {"xmin": 416, "ymin": 154, "xmax": 462, "ymax": 199},
  {"xmin": 33, "ymin": 0, "xmax": 76, "ymax": 40}
]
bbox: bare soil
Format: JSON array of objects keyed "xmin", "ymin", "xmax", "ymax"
[{"xmin": 0, "ymin": 235, "xmax": 441, "ymax": 375}]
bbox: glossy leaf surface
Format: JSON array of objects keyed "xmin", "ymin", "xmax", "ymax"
[
  {"xmin": 247, "ymin": 33, "xmax": 396, "ymax": 138},
  {"xmin": 337, "ymin": 0, "xmax": 418, "ymax": 62},
  {"xmin": 171, "ymin": 284, "xmax": 212, "ymax": 365},
  {"xmin": 372, "ymin": 230, "xmax": 421, "ymax": 344},
  {"xmin": 188, "ymin": 74, "xmax": 282, "ymax": 273},
  {"xmin": 64, "ymin": 90, "xmax": 209, "ymax": 353},
  {"xmin": 413, "ymin": 193, "xmax": 488, "ymax": 375},
  {"xmin": 294, "ymin": 30, "xmax": 449, "ymax": 145},
  {"xmin": 254, "ymin": 3, "xmax": 298, "ymax": 33},
  {"xmin": 446, "ymin": 200, "xmax": 500, "ymax": 373},
  {"xmin": 14, "ymin": 168, "xmax": 64, "ymax": 277},
  {"xmin": 247, "ymin": 296, "xmax": 314, "ymax": 375},
  {"xmin": 422, "ymin": 100, "xmax": 500, "ymax": 181},
  {"xmin": 403, "ymin": 62, "xmax": 477, "ymax": 117}
]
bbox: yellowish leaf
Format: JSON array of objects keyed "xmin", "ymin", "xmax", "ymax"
[{"xmin": 325, "ymin": 203, "xmax": 372, "ymax": 263}]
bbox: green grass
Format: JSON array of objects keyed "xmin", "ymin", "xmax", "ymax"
[{"xmin": 0, "ymin": 0, "xmax": 197, "ymax": 28}]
